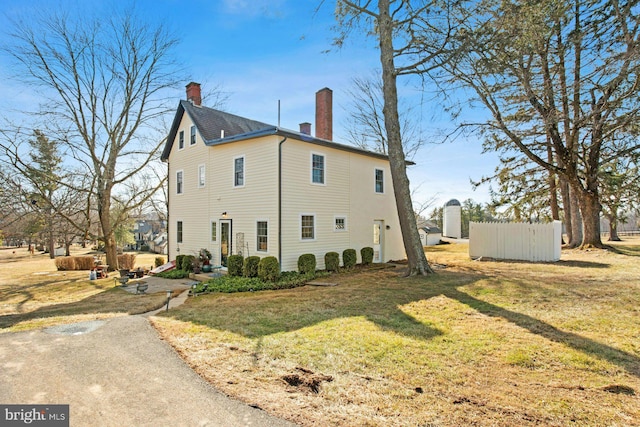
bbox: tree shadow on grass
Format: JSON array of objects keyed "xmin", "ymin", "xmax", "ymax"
[
  {"xmin": 441, "ymin": 285, "xmax": 640, "ymax": 378},
  {"xmin": 606, "ymin": 244, "xmax": 640, "ymax": 257},
  {"xmin": 0, "ymin": 276, "xmax": 106, "ymax": 315},
  {"xmin": 168, "ymin": 272, "xmax": 447, "ymax": 342},
  {"xmin": 554, "ymin": 260, "xmax": 610, "ymax": 268},
  {"xmin": 0, "ymin": 288, "xmax": 167, "ymax": 330},
  {"xmin": 167, "ymin": 268, "xmax": 640, "ymax": 379}
]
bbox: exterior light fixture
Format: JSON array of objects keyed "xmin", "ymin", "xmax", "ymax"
[{"xmin": 221, "ymin": 211, "xmax": 227, "ymax": 218}]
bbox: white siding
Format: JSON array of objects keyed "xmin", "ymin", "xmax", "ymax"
[
  {"xmin": 280, "ymin": 140, "xmax": 404, "ymax": 270},
  {"xmin": 167, "ymin": 118, "xmax": 279, "ymax": 265},
  {"xmin": 168, "ymin": 119, "xmax": 406, "ymax": 272}
]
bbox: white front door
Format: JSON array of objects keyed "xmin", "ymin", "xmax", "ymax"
[{"xmin": 373, "ymin": 220, "xmax": 384, "ymax": 263}]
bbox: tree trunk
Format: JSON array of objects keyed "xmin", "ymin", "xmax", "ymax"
[
  {"xmin": 99, "ymin": 192, "xmax": 119, "ymax": 271},
  {"xmin": 547, "ymin": 144, "xmax": 560, "ymax": 221},
  {"xmin": 103, "ymin": 233, "xmax": 118, "ymax": 271},
  {"xmin": 558, "ymin": 178, "xmax": 572, "ymax": 245},
  {"xmin": 47, "ymin": 212, "xmax": 55, "ymax": 259},
  {"xmin": 377, "ymin": 0, "xmax": 433, "ymax": 275},
  {"xmin": 576, "ymin": 187, "xmax": 603, "ymax": 248},
  {"xmin": 607, "ymin": 215, "xmax": 621, "ymax": 241},
  {"xmin": 568, "ymin": 186, "xmax": 583, "ymax": 247}
]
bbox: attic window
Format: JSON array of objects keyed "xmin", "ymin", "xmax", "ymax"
[
  {"xmin": 178, "ymin": 131, "xmax": 184, "ymax": 149},
  {"xmin": 190, "ymin": 125, "xmax": 196, "ymax": 145}
]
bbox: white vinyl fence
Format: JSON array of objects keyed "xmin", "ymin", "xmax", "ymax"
[{"xmin": 469, "ymin": 220, "xmax": 562, "ymax": 262}]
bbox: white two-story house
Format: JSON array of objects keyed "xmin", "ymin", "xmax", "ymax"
[{"xmin": 161, "ymin": 82, "xmax": 406, "ymax": 271}]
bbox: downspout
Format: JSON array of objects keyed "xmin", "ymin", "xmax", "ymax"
[
  {"xmin": 278, "ymin": 136, "xmax": 287, "ymax": 272},
  {"xmin": 165, "ymin": 160, "xmax": 171, "ymax": 260}
]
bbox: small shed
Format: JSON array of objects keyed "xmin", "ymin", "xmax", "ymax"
[{"xmin": 419, "ymin": 226, "xmax": 443, "ymax": 246}]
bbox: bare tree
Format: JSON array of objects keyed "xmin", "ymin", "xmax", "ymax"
[
  {"xmin": 333, "ymin": 0, "xmax": 467, "ymax": 275},
  {"xmin": 343, "ymin": 72, "xmax": 424, "ymax": 159},
  {"xmin": 5, "ymin": 6, "xmax": 181, "ymax": 268}
]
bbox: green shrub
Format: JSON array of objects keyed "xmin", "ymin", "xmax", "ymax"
[
  {"xmin": 243, "ymin": 256, "xmax": 260, "ymax": 278},
  {"xmin": 258, "ymin": 256, "xmax": 280, "ymax": 282},
  {"xmin": 191, "ymin": 270, "xmax": 331, "ymax": 295},
  {"xmin": 154, "ymin": 257, "xmax": 165, "ymax": 267},
  {"xmin": 228, "ymin": 255, "xmax": 244, "ymax": 277},
  {"xmin": 140, "ymin": 244, "xmax": 150, "ymax": 252},
  {"xmin": 361, "ymin": 247, "xmax": 374, "ymax": 265},
  {"xmin": 298, "ymin": 253, "xmax": 316, "ymax": 275},
  {"xmin": 155, "ymin": 269, "xmax": 190, "ymax": 279},
  {"xmin": 181, "ymin": 255, "xmax": 196, "ymax": 272},
  {"xmin": 176, "ymin": 255, "xmax": 185, "ymax": 271},
  {"xmin": 324, "ymin": 252, "xmax": 340, "ymax": 272},
  {"xmin": 343, "ymin": 249, "xmax": 357, "ymax": 269},
  {"xmin": 117, "ymin": 253, "xmax": 136, "ymax": 270}
]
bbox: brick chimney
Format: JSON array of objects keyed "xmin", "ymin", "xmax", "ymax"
[
  {"xmin": 186, "ymin": 82, "xmax": 202, "ymax": 106},
  {"xmin": 315, "ymin": 87, "xmax": 332, "ymax": 141},
  {"xmin": 299, "ymin": 122, "xmax": 311, "ymax": 135}
]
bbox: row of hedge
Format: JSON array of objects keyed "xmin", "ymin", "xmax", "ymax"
[
  {"xmin": 299, "ymin": 247, "xmax": 374, "ymax": 274},
  {"xmin": 54, "ymin": 253, "xmax": 137, "ymax": 271},
  {"xmin": 227, "ymin": 255, "xmax": 280, "ymax": 282},
  {"xmin": 191, "ymin": 270, "xmax": 323, "ymax": 294}
]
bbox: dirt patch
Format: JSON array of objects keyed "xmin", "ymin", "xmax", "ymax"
[
  {"xmin": 281, "ymin": 367, "xmax": 333, "ymax": 393},
  {"xmin": 602, "ymin": 384, "xmax": 635, "ymax": 395}
]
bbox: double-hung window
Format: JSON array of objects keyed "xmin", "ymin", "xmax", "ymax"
[
  {"xmin": 176, "ymin": 170, "xmax": 184, "ymax": 194},
  {"xmin": 234, "ymin": 156, "xmax": 244, "ymax": 187},
  {"xmin": 311, "ymin": 154, "xmax": 325, "ymax": 184},
  {"xmin": 190, "ymin": 125, "xmax": 196, "ymax": 145},
  {"xmin": 301, "ymin": 214, "xmax": 315, "ymax": 240},
  {"xmin": 257, "ymin": 221, "xmax": 268, "ymax": 252},
  {"xmin": 375, "ymin": 168, "xmax": 384, "ymax": 194},
  {"xmin": 177, "ymin": 221, "xmax": 183, "ymax": 243},
  {"xmin": 198, "ymin": 164, "xmax": 206, "ymax": 188},
  {"xmin": 178, "ymin": 131, "xmax": 184, "ymax": 149}
]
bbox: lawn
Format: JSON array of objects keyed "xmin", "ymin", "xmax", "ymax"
[
  {"xmin": 0, "ymin": 247, "xmax": 169, "ymax": 332},
  {"xmin": 151, "ymin": 239, "xmax": 640, "ymax": 426}
]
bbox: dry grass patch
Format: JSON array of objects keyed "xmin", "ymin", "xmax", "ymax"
[
  {"xmin": 152, "ymin": 239, "xmax": 640, "ymax": 426},
  {"xmin": 0, "ymin": 247, "xmax": 170, "ymax": 332}
]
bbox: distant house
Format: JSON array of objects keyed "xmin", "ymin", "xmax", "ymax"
[
  {"xmin": 133, "ymin": 220, "xmax": 153, "ymax": 250},
  {"xmin": 160, "ymin": 82, "xmax": 407, "ymax": 271},
  {"xmin": 151, "ymin": 232, "xmax": 168, "ymax": 255}
]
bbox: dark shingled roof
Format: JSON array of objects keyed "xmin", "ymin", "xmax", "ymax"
[
  {"xmin": 161, "ymin": 100, "xmax": 271, "ymax": 160},
  {"xmin": 445, "ymin": 199, "xmax": 461, "ymax": 207},
  {"xmin": 161, "ymin": 99, "xmax": 414, "ymax": 165},
  {"xmin": 183, "ymin": 100, "xmax": 271, "ymax": 141}
]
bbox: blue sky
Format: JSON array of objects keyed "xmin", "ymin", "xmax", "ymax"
[{"xmin": 0, "ymin": 0, "xmax": 498, "ymax": 215}]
